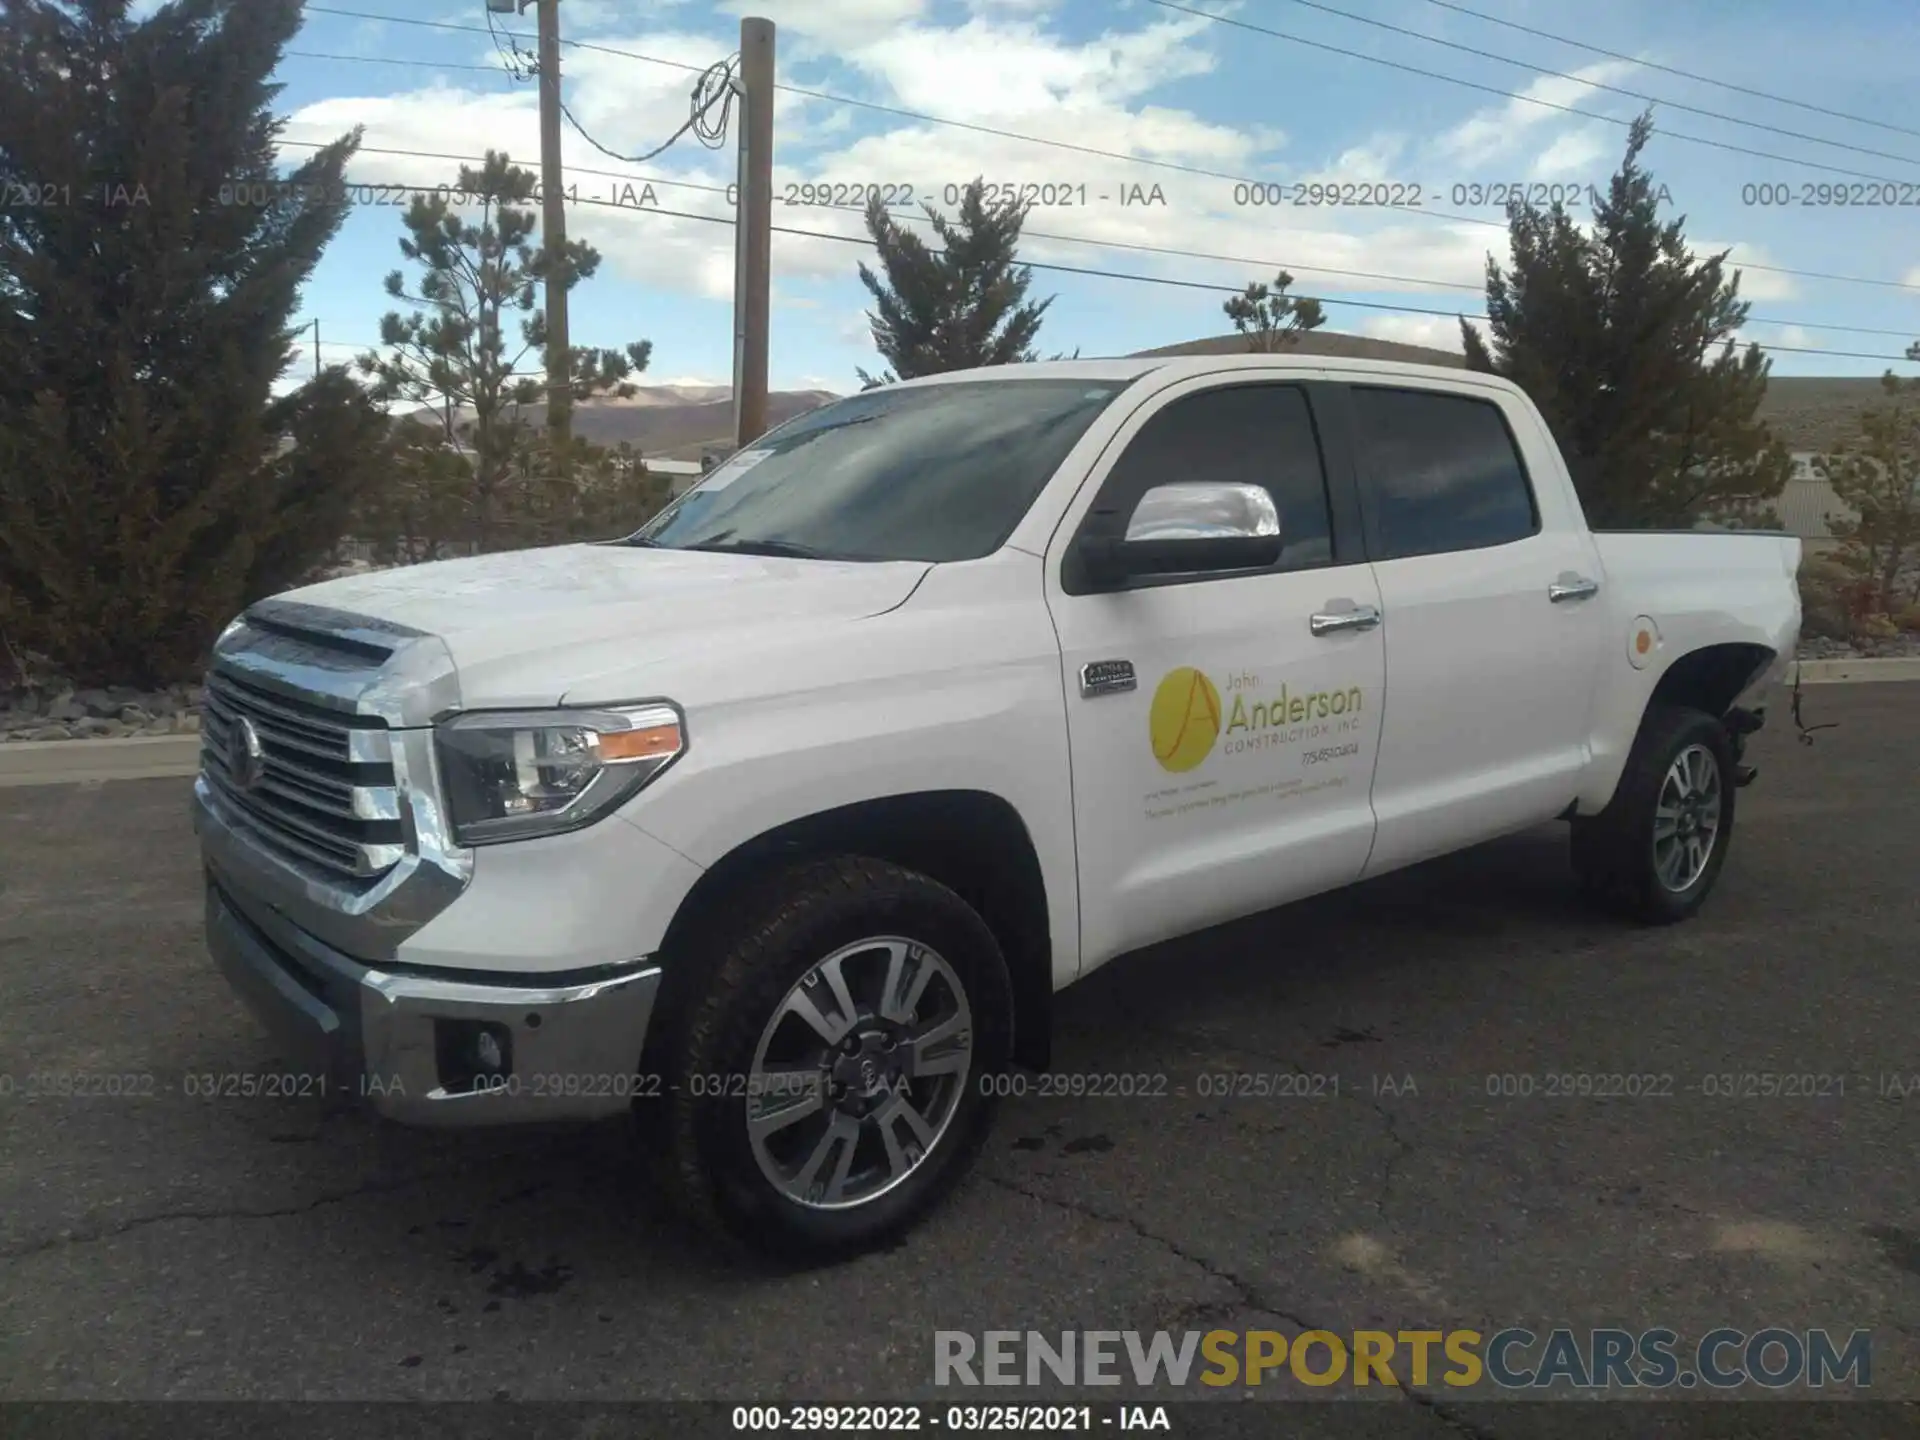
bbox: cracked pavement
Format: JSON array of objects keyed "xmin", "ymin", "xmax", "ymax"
[{"xmin": 2, "ymin": 683, "xmax": 1916, "ymax": 1422}]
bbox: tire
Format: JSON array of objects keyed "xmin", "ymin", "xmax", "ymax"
[
  {"xmin": 655, "ymin": 855, "xmax": 1012, "ymax": 1263},
  {"xmin": 1570, "ymin": 704, "xmax": 1737, "ymax": 925}
]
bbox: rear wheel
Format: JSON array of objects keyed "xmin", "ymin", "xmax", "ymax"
[
  {"xmin": 657, "ymin": 856, "xmax": 1011, "ymax": 1261},
  {"xmin": 1571, "ymin": 704, "xmax": 1736, "ymax": 925}
]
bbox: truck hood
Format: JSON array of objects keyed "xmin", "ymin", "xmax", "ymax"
[{"xmin": 278, "ymin": 544, "xmax": 931, "ymax": 701}]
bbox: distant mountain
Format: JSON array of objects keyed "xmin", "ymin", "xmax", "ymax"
[{"xmin": 405, "ymin": 386, "xmax": 841, "ymax": 460}]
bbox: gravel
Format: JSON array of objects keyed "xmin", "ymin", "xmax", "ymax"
[
  {"xmin": 1796, "ymin": 633, "xmax": 1920, "ymax": 660},
  {"xmin": 1, "ymin": 674, "xmax": 203, "ymax": 743}
]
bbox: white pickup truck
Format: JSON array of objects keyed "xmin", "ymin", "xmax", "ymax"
[{"xmin": 195, "ymin": 355, "xmax": 1800, "ymax": 1258}]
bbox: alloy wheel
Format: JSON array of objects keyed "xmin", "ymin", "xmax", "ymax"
[
  {"xmin": 1652, "ymin": 742, "xmax": 1723, "ymax": 893},
  {"xmin": 745, "ymin": 937, "xmax": 974, "ymax": 1210}
]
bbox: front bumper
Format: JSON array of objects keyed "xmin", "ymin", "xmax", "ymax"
[{"xmin": 204, "ymin": 874, "xmax": 662, "ymax": 1126}]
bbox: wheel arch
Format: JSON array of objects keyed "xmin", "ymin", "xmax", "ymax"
[
  {"xmin": 1646, "ymin": 641, "xmax": 1778, "ymax": 721},
  {"xmin": 646, "ymin": 790, "xmax": 1054, "ymax": 1074},
  {"xmin": 1578, "ymin": 641, "xmax": 1776, "ymax": 815}
]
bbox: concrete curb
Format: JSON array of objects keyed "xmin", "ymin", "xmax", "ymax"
[
  {"xmin": 1794, "ymin": 657, "xmax": 1920, "ymax": 685},
  {"xmin": 0, "ymin": 733, "xmax": 202, "ymax": 788}
]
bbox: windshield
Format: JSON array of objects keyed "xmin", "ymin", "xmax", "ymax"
[{"xmin": 632, "ymin": 378, "xmax": 1128, "ymax": 563}]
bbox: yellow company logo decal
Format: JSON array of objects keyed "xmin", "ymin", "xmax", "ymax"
[{"xmin": 1148, "ymin": 667, "xmax": 1223, "ymax": 773}]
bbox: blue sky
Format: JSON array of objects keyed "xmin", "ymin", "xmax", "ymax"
[{"xmin": 255, "ymin": 0, "xmax": 1920, "ymax": 395}]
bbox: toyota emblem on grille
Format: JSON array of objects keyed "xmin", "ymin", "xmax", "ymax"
[{"xmin": 230, "ymin": 716, "xmax": 267, "ymax": 791}]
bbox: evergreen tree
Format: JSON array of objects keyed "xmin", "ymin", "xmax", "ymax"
[
  {"xmin": 1812, "ymin": 371, "xmax": 1920, "ymax": 619},
  {"xmin": 1223, "ymin": 271, "xmax": 1325, "ymax": 352},
  {"xmin": 856, "ymin": 179, "xmax": 1054, "ymax": 386},
  {"xmin": 0, "ymin": 0, "xmax": 385, "ymax": 686},
  {"xmin": 356, "ymin": 151, "xmax": 651, "ymax": 551},
  {"xmin": 1461, "ymin": 112, "xmax": 1790, "ymax": 530}
]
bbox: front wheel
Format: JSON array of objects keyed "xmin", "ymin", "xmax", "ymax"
[
  {"xmin": 1571, "ymin": 704, "xmax": 1737, "ymax": 925},
  {"xmin": 658, "ymin": 856, "xmax": 1012, "ymax": 1262}
]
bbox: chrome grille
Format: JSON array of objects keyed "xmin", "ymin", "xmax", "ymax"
[{"xmin": 200, "ymin": 669, "xmax": 405, "ymax": 880}]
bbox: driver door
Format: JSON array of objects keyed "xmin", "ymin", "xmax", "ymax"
[{"xmin": 1044, "ymin": 378, "xmax": 1384, "ymax": 972}]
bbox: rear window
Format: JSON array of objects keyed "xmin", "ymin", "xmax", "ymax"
[{"xmin": 1351, "ymin": 387, "xmax": 1539, "ymax": 559}]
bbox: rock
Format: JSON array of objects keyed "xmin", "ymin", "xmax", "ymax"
[
  {"xmin": 73, "ymin": 716, "xmax": 117, "ymax": 737},
  {"xmin": 106, "ymin": 685, "xmax": 144, "ymax": 707},
  {"xmin": 141, "ymin": 717, "xmax": 177, "ymax": 736},
  {"xmin": 73, "ymin": 688, "xmax": 118, "ymax": 717},
  {"xmin": 118, "ymin": 705, "xmax": 153, "ymax": 726},
  {"xmin": 46, "ymin": 698, "xmax": 85, "ymax": 722},
  {"xmin": 177, "ymin": 712, "xmax": 201, "ymax": 733},
  {"xmin": 10, "ymin": 692, "xmax": 39, "ymax": 718},
  {"xmin": 30, "ymin": 725, "xmax": 73, "ymax": 741}
]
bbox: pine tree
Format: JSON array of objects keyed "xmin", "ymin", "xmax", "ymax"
[
  {"xmin": 1223, "ymin": 271, "xmax": 1325, "ymax": 352},
  {"xmin": 1460, "ymin": 112, "xmax": 1791, "ymax": 530},
  {"xmin": 856, "ymin": 180, "xmax": 1054, "ymax": 386},
  {"xmin": 356, "ymin": 152, "xmax": 652, "ymax": 551},
  {"xmin": 0, "ymin": 0, "xmax": 386, "ymax": 686}
]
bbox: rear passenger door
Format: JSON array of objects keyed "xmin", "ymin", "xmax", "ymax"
[{"xmin": 1341, "ymin": 381, "xmax": 1607, "ymax": 877}]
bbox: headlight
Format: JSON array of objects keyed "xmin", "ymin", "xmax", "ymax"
[{"xmin": 435, "ymin": 703, "xmax": 685, "ymax": 845}]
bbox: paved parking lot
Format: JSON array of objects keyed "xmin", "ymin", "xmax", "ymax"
[{"xmin": 2, "ymin": 683, "xmax": 1915, "ymax": 1424}]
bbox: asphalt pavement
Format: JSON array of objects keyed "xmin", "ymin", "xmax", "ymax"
[{"xmin": 1, "ymin": 683, "xmax": 1915, "ymax": 1429}]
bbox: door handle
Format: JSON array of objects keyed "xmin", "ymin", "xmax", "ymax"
[
  {"xmin": 1549, "ymin": 576, "xmax": 1601, "ymax": 603},
  {"xmin": 1309, "ymin": 605, "xmax": 1381, "ymax": 637}
]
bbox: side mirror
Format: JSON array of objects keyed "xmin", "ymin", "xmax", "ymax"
[{"xmin": 1079, "ymin": 481, "xmax": 1283, "ymax": 588}]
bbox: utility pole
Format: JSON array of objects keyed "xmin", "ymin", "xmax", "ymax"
[
  {"xmin": 311, "ymin": 319, "xmax": 321, "ymax": 379},
  {"xmin": 732, "ymin": 18, "xmax": 775, "ymax": 448},
  {"xmin": 536, "ymin": 0, "xmax": 573, "ymax": 481}
]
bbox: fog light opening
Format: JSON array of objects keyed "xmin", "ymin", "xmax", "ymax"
[{"xmin": 434, "ymin": 1019, "xmax": 515, "ymax": 1093}]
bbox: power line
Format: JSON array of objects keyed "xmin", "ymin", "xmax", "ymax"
[
  {"xmin": 559, "ymin": 57, "xmax": 738, "ymax": 165},
  {"xmin": 285, "ymin": 49, "xmax": 510, "ymax": 75},
  {"xmin": 276, "ymin": 134, "xmax": 1920, "ymax": 333},
  {"xmin": 1414, "ymin": 0, "xmax": 1920, "ymax": 142},
  {"xmin": 299, "ymin": 4, "xmax": 1494, "ymax": 224},
  {"xmin": 293, "ymin": 6, "xmax": 1920, "ymax": 297},
  {"xmin": 268, "ymin": 158, "xmax": 1920, "ymax": 363},
  {"xmin": 1264, "ymin": 0, "xmax": 1920, "ymax": 169},
  {"xmin": 1145, "ymin": 0, "xmax": 1915, "ymax": 185}
]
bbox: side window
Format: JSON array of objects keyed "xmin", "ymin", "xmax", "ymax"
[
  {"xmin": 1350, "ymin": 387, "xmax": 1539, "ymax": 559},
  {"xmin": 1098, "ymin": 384, "xmax": 1334, "ymax": 573}
]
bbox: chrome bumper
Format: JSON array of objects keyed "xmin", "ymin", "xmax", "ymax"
[{"xmin": 204, "ymin": 875, "xmax": 663, "ymax": 1127}]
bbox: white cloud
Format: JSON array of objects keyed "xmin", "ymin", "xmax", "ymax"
[
  {"xmin": 1430, "ymin": 61, "xmax": 1639, "ymax": 171},
  {"xmin": 1691, "ymin": 240, "xmax": 1799, "ymax": 302},
  {"xmin": 1904, "ymin": 265, "xmax": 1920, "ymax": 289},
  {"xmin": 1358, "ymin": 314, "xmax": 1468, "ymax": 353},
  {"xmin": 282, "ymin": 6, "xmax": 1564, "ymax": 358},
  {"xmin": 1742, "ymin": 324, "xmax": 1815, "ymax": 351},
  {"xmin": 1528, "ymin": 126, "xmax": 1611, "ymax": 182},
  {"xmin": 717, "ymin": 0, "xmax": 930, "ymax": 51}
]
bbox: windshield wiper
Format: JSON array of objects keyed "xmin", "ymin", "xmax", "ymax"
[{"xmin": 679, "ymin": 538, "xmax": 833, "ymax": 560}]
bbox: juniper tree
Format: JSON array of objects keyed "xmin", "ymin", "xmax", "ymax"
[
  {"xmin": 0, "ymin": 0, "xmax": 385, "ymax": 685},
  {"xmin": 856, "ymin": 179, "xmax": 1054, "ymax": 387},
  {"xmin": 1460, "ymin": 112, "xmax": 1790, "ymax": 530}
]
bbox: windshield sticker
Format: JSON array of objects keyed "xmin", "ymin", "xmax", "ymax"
[{"xmin": 697, "ymin": 448, "xmax": 775, "ymax": 493}]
